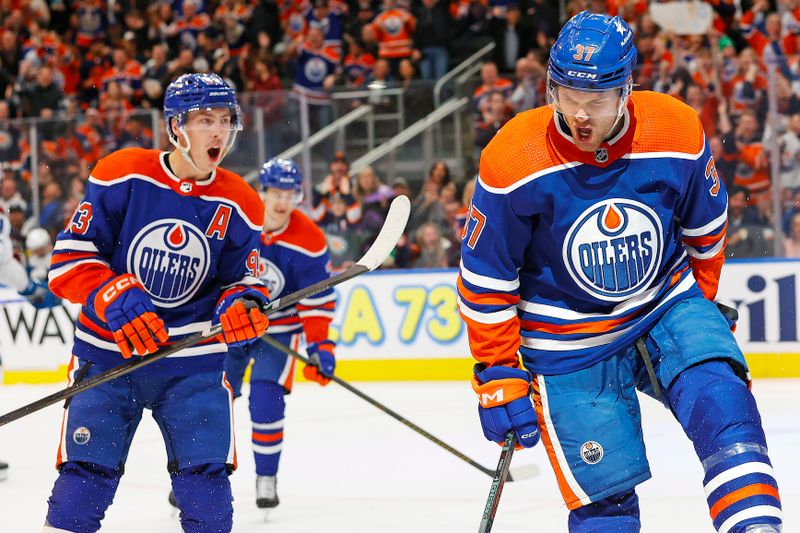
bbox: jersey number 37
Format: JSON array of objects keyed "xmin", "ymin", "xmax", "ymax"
[{"xmin": 462, "ymin": 202, "xmax": 486, "ymax": 250}]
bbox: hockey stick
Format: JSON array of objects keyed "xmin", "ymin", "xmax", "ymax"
[
  {"xmin": 477, "ymin": 431, "xmax": 517, "ymax": 533},
  {"xmin": 0, "ymin": 196, "xmax": 412, "ymax": 428},
  {"xmin": 261, "ymin": 334, "xmax": 539, "ymax": 482}
]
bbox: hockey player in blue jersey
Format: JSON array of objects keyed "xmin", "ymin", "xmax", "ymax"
[
  {"xmin": 224, "ymin": 157, "xmax": 336, "ymax": 510},
  {"xmin": 43, "ymin": 73, "xmax": 271, "ymax": 533},
  {"xmin": 459, "ymin": 11, "xmax": 782, "ymax": 533}
]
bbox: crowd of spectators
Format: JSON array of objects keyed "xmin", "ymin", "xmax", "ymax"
[{"xmin": 3, "ymin": 0, "xmax": 800, "ymax": 267}]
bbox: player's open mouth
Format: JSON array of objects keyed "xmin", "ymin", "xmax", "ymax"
[
  {"xmin": 576, "ymin": 127, "xmax": 592, "ymax": 142},
  {"xmin": 208, "ymin": 147, "xmax": 221, "ymax": 162}
]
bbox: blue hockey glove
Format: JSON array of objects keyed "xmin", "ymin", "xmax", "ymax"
[
  {"xmin": 472, "ymin": 364, "xmax": 540, "ymax": 449},
  {"xmin": 86, "ymin": 274, "xmax": 168, "ymax": 359},
  {"xmin": 304, "ymin": 340, "xmax": 336, "ymax": 386},
  {"xmin": 19, "ymin": 279, "xmax": 61, "ymax": 309},
  {"xmin": 214, "ymin": 286, "xmax": 270, "ymax": 348}
]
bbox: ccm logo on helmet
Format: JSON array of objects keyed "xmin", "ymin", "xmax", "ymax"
[
  {"xmin": 101, "ymin": 276, "xmax": 142, "ymax": 303},
  {"xmin": 567, "ymin": 71, "xmax": 598, "ymax": 79}
]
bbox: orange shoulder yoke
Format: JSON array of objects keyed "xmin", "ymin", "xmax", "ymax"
[
  {"xmin": 631, "ymin": 91, "xmax": 704, "ymax": 156},
  {"xmin": 280, "ymin": 210, "xmax": 327, "ymax": 254},
  {"xmin": 211, "ymin": 169, "xmax": 265, "ymax": 228},
  {"xmin": 479, "ymin": 106, "xmax": 568, "ymax": 190},
  {"xmin": 90, "ymin": 148, "xmax": 161, "ymax": 182}
]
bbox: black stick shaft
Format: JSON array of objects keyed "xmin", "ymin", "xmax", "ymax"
[
  {"xmin": 478, "ymin": 431, "xmax": 517, "ymax": 533},
  {"xmin": 261, "ymin": 334, "xmax": 499, "ymax": 479},
  {"xmin": 0, "ymin": 264, "xmax": 369, "ymax": 428}
]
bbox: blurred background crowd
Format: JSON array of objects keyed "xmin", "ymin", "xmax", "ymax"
[{"xmin": 2, "ymin": 0, "xmax": 800, "ymax": 278}]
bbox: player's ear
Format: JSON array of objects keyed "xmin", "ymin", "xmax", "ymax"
[{"xmin": 170, "ymin": 117, "xmax": 187, "ymax": 148}]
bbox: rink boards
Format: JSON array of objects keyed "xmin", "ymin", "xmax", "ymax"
[{"xmin": 2, "ymin": 259, "xmax": 799, "ymax": 383}]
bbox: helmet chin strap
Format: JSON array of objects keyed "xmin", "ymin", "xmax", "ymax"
[{"xmin": 169, "ymin": 125, "xmax": 206, "ymax": 176}]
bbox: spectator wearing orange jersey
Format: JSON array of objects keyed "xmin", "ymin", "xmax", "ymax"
[
  {"xmin": 101, "ymin": 49, "xmax": 143, "ymax": 104},
  {"xmin": 740, "ymin": 0, "xmax": 797, "ymax": 62},
  {"xmin": 343, "ymin": 38, "xmax": 375, "ymax": 88},
  {"xmin": 727, "ymin": 47, "xmax": 767, "ymax": 115},
  {"xmin": 167, "ymin": 0, "xmax": 212, "ymax": 52},
  {"xmin": 724, "ymin": 110, "xmax": 771, "ymax": 206},
  {"xmin": 371, "ymin": 0, "xmax": 416, "ymax": 77},
  {"xmin": 472, "ymin": 60, "xmax": 514, "ymax": 114}
]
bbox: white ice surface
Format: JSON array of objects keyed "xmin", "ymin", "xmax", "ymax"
[{"xmin": 0, "ymin": 379, "xmax": 797, "ymax": 532}]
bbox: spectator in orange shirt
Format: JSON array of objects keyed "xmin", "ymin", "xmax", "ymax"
[
  {"xmin": 472, "ymin": 60, "xmax": 514, "ymax": 114},
  {"xmin": 371, "ymin": 0, "xmax": 416, "ymax": 78}
]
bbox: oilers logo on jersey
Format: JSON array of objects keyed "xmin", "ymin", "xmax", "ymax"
[
  {"xmin": 304, "ymin": 57, "xmax": 328, "ymax": 84},
  {"xmin": 383, "ymin": 16, "xmax": 403, "ymax": 35},
  {"xmin": 563, "ymin": 199, "xmax": 663, "ymax": 302},
  {"xmin": 127, "ymin": 219, "xmax": 210, "ymax": 308}
]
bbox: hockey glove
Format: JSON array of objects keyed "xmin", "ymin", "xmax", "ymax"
[
  {"xmin": 303, "ymin": 340, "xmax": 336, "ymax": 386},
  {"xmin": 87, "ymin": 274, "xmax": 168, "ymax": 359},
  {"xmin": 473, "ymin": 364, "xmax": 540, "ymax": 449},
  {"xmin": 214, "ymin": 286, "xmax": 270, "ymax": 348},
  {"xmin": 19, "ymin": 279, "xmax": 61, "ymax": 309}
]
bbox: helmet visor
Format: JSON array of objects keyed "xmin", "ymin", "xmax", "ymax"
[{"xmin": 547, "ymin": 76, "xmax": 628, "ymax": 120}]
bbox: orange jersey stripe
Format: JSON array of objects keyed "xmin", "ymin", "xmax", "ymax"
[
  {"xmin": 709, "ymin": 483, "xmax": 780, "ymax": 520},
  {"xmin": 532, "ymin": 376, "xmax": 582, "ymax": 508},
  {"xmin": 457, "ymin": 276, "xmax": 519, "ymax": 306},
  {"xmin": 520, "ymin": 308, "xmax": 641, "ymax": 335},
  {"xmin": 683, "ymin": 222, "xmax": 727, "ymax": 247},
  {"xmin": 252, "ymin": 431, "xmax": 284, "ymax": 443}
]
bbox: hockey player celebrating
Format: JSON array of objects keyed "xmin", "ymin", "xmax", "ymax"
[
  {"xmin": 43, "ymin": 73, "xmax": 271, "ymax": 533},
  {"xmin": 459, "ymin": 11, "xmax": 782, "ymax": 533},
  {"xmin": 224, "ymin": 157, "xmax": 336, "ymax": 510}
]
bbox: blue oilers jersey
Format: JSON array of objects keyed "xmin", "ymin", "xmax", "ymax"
[
  {"xmin": 48, "ymin": 148, "xmax": 267, "ymax": 376},
  {"xmin": 257, "ymin": 209, "xmax": 335, "ymax": 342},
  {"xmin": 458, "ymin": 91, "xmax": 728, "ymax": 375}
]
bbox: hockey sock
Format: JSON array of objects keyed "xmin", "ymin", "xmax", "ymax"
[
  {"xmin": 567, "ymin": 490, "xmax": 640, "ymax": 533},
  {"xmin": 668, "ymin": 360, "xmax": 782, "ymax": 532},
  {"xmin": 46, "ymin": 461, "xmax": 120, "ymax": 532},
  {"xmin": 249, "ymin": 380, "xmax": 285, "ymax": 476},
  {"xmin": 171, "ymin": 463, "xmax": 233, "ymax": 533}
]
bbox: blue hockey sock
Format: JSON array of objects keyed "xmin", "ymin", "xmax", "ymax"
[
  {"xmin": 668, "ymin": 361, "xmax": 781, "ymax": 532},
  {"xmin": 46, "ymin": 461, "xmax": 120, "ymax": 532},
  {"xmin": 249, "ymin": 381, "xmax": 285, "ymax": 476},
  {"xmin": 171, "ymin": 463, "xmax": 233, "ymax": 533},
  {"xmin": 568, "ymin": 490, "xmax": 640, "ymax": 533}
]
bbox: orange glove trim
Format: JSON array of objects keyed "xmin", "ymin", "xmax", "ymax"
[{"xmin": 471, "ymin": 377, "xmax": 530, "ymax": 408}]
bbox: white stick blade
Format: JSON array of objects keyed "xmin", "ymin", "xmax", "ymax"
[
  {"xmin": 356, "ymin": 194, "xmax": 411, "ymax": 271},
  {"xmin": 509, "ymin": 464, "xmax": 540, "ymax": 481}
]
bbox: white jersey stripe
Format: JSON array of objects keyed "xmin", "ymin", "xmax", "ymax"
[
  {"xmin": 274, "ymin": 240, "xmax": 328, "ymax": 258},
  {"xmin": 521, "ymin": 275, "xmax": 695, "ymax": 351},
  {"xmin": 459, "ymin": 261, "xmax": 520, "ymax": 292},
  {"xmin": 704, "ymin": 462, "xmax": 776, "ymax": 497},
  {"xmin": 718, "ymin": 506, "xmax": 782, "ymax": 533},
  {"xmin": 253, "ymin": 442, "xmax": 283, "ymax": 455},
  {"xmin": 54, "ymin": 239, "xmax": 100, "ymax": 253},
  {"xmin": 681, "ymin": 205, "xmax": 728, "ymax": 237},
  {"xmin": 48, "ymin": 259, "xmax": 111, "ymax": 284},
  {"xmin": 457, "ymin": 297, "xmax": 517, "ymax": 325}
]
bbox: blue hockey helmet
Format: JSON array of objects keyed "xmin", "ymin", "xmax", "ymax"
[
  {"xmin": 548, "ymin": 11, "xmax": 637, "ymax": 92},
  {"xmin": 259, "ymin": 158, "xmax": 304, "ymax": 202},
  {"xmin": 547, "ymin": 11, "xmax": 636, "ymax": 123},
  {"xmin": 163, "ymin": 73, "xmax": 243, "ymax": 164}
]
